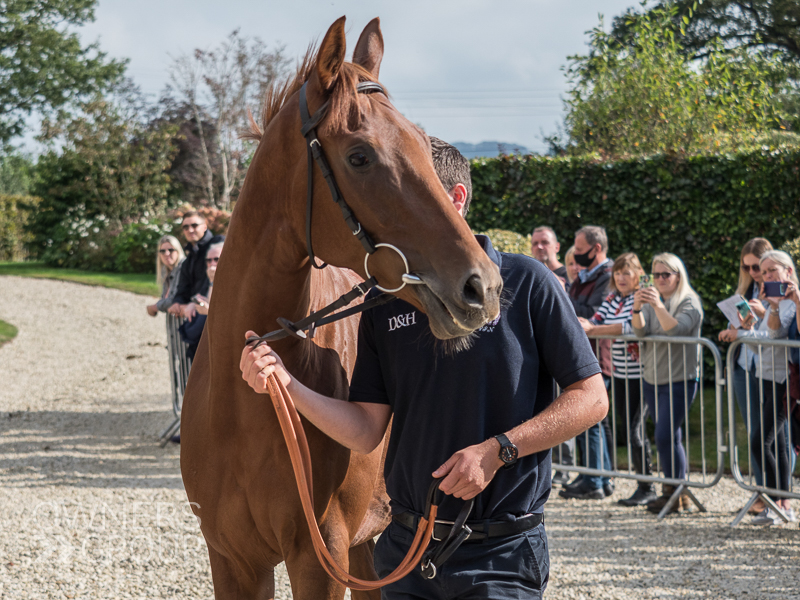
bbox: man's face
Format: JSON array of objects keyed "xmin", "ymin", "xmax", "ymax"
[
  {"xmin": 182, "ymin": 216, "xmax": 207, "ymax": 244},
  {"xmin": 531, "ymin": 230, "xmax": 559, "ymax": 263},
  {"xmin": 572, "ymin": 233, "xmax": 598, "ymax": 266}
]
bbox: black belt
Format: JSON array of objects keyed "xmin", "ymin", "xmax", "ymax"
[{"xmin": 393, "ymin": 511, "xmax": 543, "ymax": 542}]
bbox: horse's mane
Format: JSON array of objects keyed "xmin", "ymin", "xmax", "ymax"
[{"xmin": 244, "ymin": 46, "xmax": 383, "ymax": 142}]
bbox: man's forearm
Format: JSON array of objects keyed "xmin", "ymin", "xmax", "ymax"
[
  {"xmin": 505, "ymin": 374, "xmax": 608, "ymax": 458},
  {"xmin": 283, "ymin": 378, "xmax": 390, "ymax": 454}
]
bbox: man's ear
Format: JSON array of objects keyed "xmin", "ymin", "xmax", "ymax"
[
  {"xmin": 316, "ymin": 17, "xmax": 347, "ymax": 91},
  {"xmin": 353, "ymin": 18, "xmax": 384, "ymax": 79},
  {"xmin": 448, "ymin": 183, "xmax": 468, "ymax": 216}
]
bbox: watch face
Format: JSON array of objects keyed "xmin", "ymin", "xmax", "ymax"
[{"xmin": 500, "ymin": 445, "xmax": 518, "ymax": 463}]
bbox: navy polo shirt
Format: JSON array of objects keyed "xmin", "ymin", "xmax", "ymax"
[{"xmin": 349, "ymin": 236, "xmax": 600, "ymax": 521}]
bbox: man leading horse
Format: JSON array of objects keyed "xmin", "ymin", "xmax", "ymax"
[{"xmin": 241, "ymin": 137, "xmax": 608, "ymax": 599}]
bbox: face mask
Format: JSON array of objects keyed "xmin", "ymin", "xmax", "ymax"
[{"xmin": 574, "ymin": 247, "xmax": 595, "ymax": 267}]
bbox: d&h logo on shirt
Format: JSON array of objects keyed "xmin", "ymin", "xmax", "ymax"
[{"xmin": 388, "ymin": 311, "xmax": 417, "ymax": 331}]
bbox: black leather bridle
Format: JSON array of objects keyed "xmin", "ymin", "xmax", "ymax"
[{"xmin": 247, "ymin": 79, "xmax": 422, "ymax": 346}]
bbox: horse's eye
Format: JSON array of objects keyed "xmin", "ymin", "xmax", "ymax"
[{"xmin": 348, "ymin": 153, "xmax": 369, "ymax": 168}]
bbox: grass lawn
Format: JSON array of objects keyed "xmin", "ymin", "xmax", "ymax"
[
  {"xmin": 0, "ymin": 319, "xmax": 17, "ymax": 347},
  {"xmin": 0, "ymin": 261, "xmax": 159, "ymax": 296}
]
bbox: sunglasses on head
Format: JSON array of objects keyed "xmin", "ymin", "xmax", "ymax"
[
  {"xmin": 652, "ymin": 271, "xmax": 677, "ymax": 280},
  {"xmin": 182, "ymin": 222, "xmax": 203, "ymax": 231},
  {"xmin": 206, "ymin": 256, "xmax": 220, "ymax": 264},
  {"xmin": 159, "ymin": 248, "xmax": 176, "ymax": 255},
  {"xmin": 742, "ymin": 264, "xmax": 760, "ymax": 273}
]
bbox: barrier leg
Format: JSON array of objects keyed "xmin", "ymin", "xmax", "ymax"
[
  {"xmin": 159, "ymin": 418, "xmax": 181, "ymax": 448},
  {"xmin": 655, "ymin": 483, "xmax": 706, "ymax": 520},
  {"xmin": 681, "ymin": 486, "xmax": 706, "ymax": 513}
]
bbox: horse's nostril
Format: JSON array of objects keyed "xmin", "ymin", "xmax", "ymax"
[{"xmin": 463, "ymin": 274, "xmax": 485, "ymax": 306}]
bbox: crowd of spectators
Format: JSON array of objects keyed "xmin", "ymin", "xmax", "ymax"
[
  {"xmin": 147, "ymin": 211, "xmax": 225, "ymax": 442},
  {"xmin": 144, "ymin": 211, "xmax": 797, "ymax": 523},
  {"xmin": 532, "ymin": 226, "xmax": 798, "ymax": 525}
]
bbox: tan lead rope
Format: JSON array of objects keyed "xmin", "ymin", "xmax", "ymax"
[{"xmin": 265, "ymin": 373, "xmax": 438, "ymax": 591}]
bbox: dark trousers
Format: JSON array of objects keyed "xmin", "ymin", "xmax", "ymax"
[
  {"xmin": 643, "ymin": 380, "xmax": 698, "ymax": 480},
  {"xmin": 750, "ymin": 380, "xmax": 790, "ymax": 498},
  {"xmin": 613, "ymin": 377, "xmax": 652, "ymax": 477},
  {"xmin": 374, "ymin": 520, "xmax": 549, "ymax": 600}
]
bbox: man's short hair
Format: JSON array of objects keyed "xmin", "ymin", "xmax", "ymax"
[
  {"xmin": 576, "ymin": 225, "xmax": 608, "ymax": 252},
  {"xmin": 182, "ymin": 210, "xmax": 206, "ymax": 223},
  {"xmin": 429, "ymin": 136, "xmax": 472, "ymax": 216},
  {"xmin": 532, "ymin": 226, "xmax": 558, "ymax": 242}
]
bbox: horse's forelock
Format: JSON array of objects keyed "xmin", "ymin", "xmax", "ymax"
[
  {"xmin": 253, "ymin": 49, "xmax": 382, "ymax": 142},
  {"xmin": 319, "ymin": 62, "xmax": 381, "ymax": 136}
]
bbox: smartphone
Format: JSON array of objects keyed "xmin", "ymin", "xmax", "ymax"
[
  {"xmin": 734, "ymin": 297, "xmax": 754, "ymax": 320},
  {"xmin": 763, "ymin": 281, "xmax": 787, "ymax": 297},
  {"xmin": 639, "ymin": 274, "xmax": 653, "ymax": 288}
]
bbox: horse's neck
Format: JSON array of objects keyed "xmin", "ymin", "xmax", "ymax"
[{"xmin": 206, "ymin": 210, "xmax": 361, "ymax": 389}]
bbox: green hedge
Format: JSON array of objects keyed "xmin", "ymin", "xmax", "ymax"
[
  {"xmin": 0, "ymin": 195, "xmax": 39, "ymax": 261},
  {"xmin": 467, "ymin": 149, "xmax": 800, "ymax": 341}
]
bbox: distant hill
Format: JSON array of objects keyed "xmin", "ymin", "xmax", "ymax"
[{"xmin": 453, "ymin": 141, "xmax": 531, "ymax": 159}]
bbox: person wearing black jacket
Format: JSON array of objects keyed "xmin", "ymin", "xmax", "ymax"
[{"xmin": 169, "ymin": 211, "xmax": 225, "ymax": 322}]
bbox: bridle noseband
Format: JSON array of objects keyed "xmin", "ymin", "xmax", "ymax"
[{"xmin": 246, "ymin": 79, "xmax": 424, "ymax": 346}]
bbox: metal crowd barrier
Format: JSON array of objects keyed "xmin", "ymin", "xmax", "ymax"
[
  {"xmin": 159, "ymin": 313, "xmax": 192, "ymax": 447},
  {"xmin": 552, "ymin": 334, "xmax": 727, "ymax": 520},
  {"xmin": 727, "ymin": 337, "xmax": 800, "ymax": 527}
]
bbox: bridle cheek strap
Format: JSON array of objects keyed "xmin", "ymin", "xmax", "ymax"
[{"xmin": 299, "ymin": 81, "xmax": 383, "ymax": 268}]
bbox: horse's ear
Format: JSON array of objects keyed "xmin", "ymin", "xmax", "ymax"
[
  {"xmin": 316, "ymin": 16, "xmax": 347, "ymax": 91},
  {"xmin": 353, "ymin": 18, "xmax": 384, "ymax": 79}
]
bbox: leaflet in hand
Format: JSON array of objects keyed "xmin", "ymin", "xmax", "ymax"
[{"xmin": 716, "ymin": 294, "xmax": 753, "ymax": 327}]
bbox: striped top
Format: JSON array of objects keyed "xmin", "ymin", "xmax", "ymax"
[{"xmin": 591, "ymin": 292, "xmax": 642, "ymax": 379}]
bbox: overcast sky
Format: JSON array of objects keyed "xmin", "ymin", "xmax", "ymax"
[{"xmin": 76, "ymin": 0, "xmax": 639, "ymax": 154}]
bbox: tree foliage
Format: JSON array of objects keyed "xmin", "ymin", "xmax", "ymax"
[
  {"xmin": 0, "ymin": 0, "xmax": 125, "ymax": 146},
  {"xmin": 611, "ymin": 0, "xmax": 800, "ymax": 64},
  {"xmin": 28, "ymin": 84, "xmax": 178, "ymax": 267},
  {"xmin": 556, "ymin": 2, "xmax": 796, "ymax": 158},
  {"xmin": 165, "ymin": 30, "xmax": 290, "ymax": 209}
]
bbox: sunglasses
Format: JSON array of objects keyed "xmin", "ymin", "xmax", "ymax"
[
  {"xmin": 742, "ymin": 264, "xmax": 760, "ymax": 273},
  {"xmin": 652, "ymin": 271, "xmax": 677, "ymax": 280},
  {"xmin": 182, "ymin": 223, "xmax": 203, "ymax": 231},
  {"xmin": 158, "ymin": 248, "xmax": 176, "ymax": 255},
  {"xmin": 206, "ymin": 256, "xmax": 220, "ymax": 264}
]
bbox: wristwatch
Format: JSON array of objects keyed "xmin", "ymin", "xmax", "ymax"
[{"xmin": 494, "ymin": 433, "xmax": 519, "ymax": 469}]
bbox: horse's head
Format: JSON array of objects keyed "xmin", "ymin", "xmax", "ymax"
[{"xmin": 284, "ymin": 17, "xmax": 503, "ymax": 341}]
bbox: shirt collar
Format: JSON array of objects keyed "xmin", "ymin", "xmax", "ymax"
[
  {"xmin": 473, "ymin": 234, "xmax": 502, "ymax": 269},
  {"xmin": 578, "ymin": 258, "xmax": 611, "ymax": 283}
]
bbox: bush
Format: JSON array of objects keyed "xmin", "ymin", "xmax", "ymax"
[
  {"xmin": 38, "ymin": 204, "xmax": 117, "ymax": 271},
  {"xmin": 0, "ymin": 195, "xmax": 38, "ymax": 261},
  {"xmin": 780, "ymin": 236, "xmax": 800, "ymax": 267},
  {"xmin": 468, "ymin": 148, "xmax": 800, "ymax": 342},
  {"xmin": 112, "ymin": 218, "xmax": 180, "ymax": 273},
  {"xmin": 476, "ymin": 229, "xmax": 532, "ymax": 256}
]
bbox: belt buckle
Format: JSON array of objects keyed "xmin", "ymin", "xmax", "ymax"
[{"xmin": 431, "ymin": 518, "xmax": 455, "ymax": 542}]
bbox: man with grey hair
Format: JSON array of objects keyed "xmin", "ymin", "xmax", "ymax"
[
  {"xmin": 561, "ymin": 225, "xmax": 615, "ymax": 500},
  {"xmin": 531, "ymin": 226, "xmax": 567, "ymax": 283}
]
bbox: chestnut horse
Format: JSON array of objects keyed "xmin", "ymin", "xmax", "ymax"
[{"xmin": 180, "ymin": 17, "xmax": 503, "ymax": 600}]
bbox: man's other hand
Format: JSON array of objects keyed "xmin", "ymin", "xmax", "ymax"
[{"xmin": 432, "ymin": 438, "xmax": 504, "ymax": 500}]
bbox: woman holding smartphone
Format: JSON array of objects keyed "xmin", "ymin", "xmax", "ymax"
[
  {"xmin": 745, "ymin": 250, "xmax": 799, "ymax": 525},
  {"xmin": 581, "ymin": 253, "xmax": 654, "ymax": 506},
  {"xmin": 718, "ymin": 238, "xmax": 772, "ymax": 508},
  {"xmin": 632, "ymin": 253, "xmax": 704, "ymax": 515}
]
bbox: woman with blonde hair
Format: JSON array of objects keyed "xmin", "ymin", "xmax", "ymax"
[
  {"xmin": 146, "ymin": 235, "xmax": 186, "ymax": 317},
  {"xmin": 564, "ymin": 245, "xmax": 584, "ymax": 288},
  {"xmin": 632, "ymin": 253, "xmax": 704, "ymax": 514}
]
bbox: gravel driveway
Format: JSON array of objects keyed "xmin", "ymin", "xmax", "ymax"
[{"xmin": 0, "ymin": 276, "xmax": 797, "ymax": 599}]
